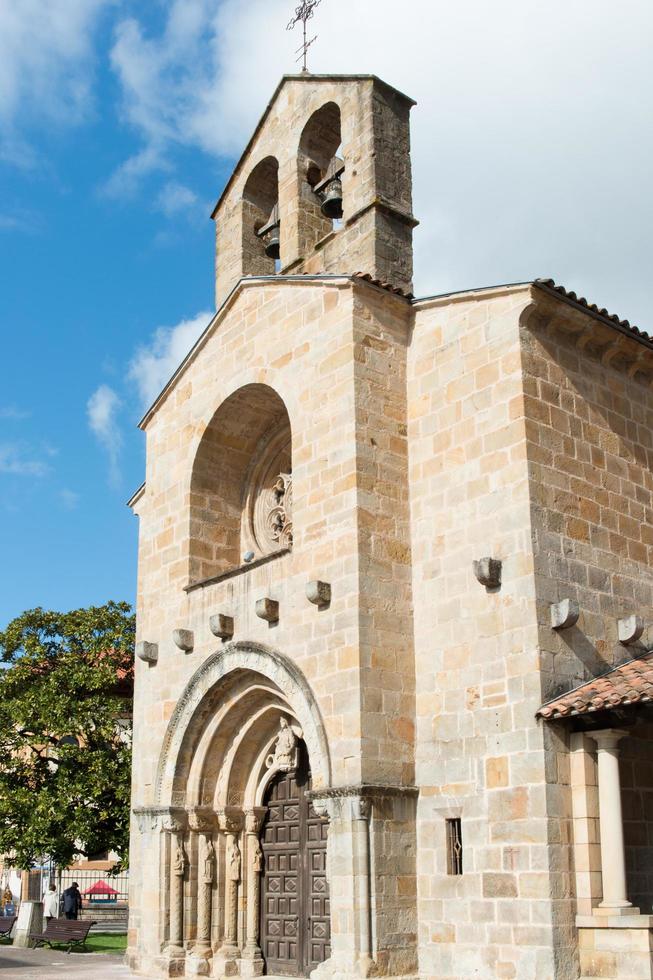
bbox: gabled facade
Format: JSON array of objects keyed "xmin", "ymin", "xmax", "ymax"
[{"xmin": 128, "ymin": 74, "xmax": 653, "ymax": 980}]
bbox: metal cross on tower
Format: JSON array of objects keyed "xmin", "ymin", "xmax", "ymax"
[{"xmin": 287, "ymin": 0, "xmax": 322, "ymax": 73}]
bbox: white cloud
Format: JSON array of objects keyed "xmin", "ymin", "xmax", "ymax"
[
  {"xmin": 155, "ymin": 181, "xmax": 199, "ymax": 218},
  {"xmin": 0, "ymin": 445, "xmax": 49, "ymax": 478},
  {"xmin": 0, "ymin": 406, "xmax": 30, "ymax": 421},
  {"xmin": 128, "ymin": 311, "xmax": 212, "ymax": 407},
  {"xmin": 87, "ymin": 384, "xmax": 122, "ymax": 485},
  {"xmin": 60, "ymin": 488, "xmax": 80, "ymax": 510},
  {"xmin": 0, "ymin": 0, "xmax": 110, "ymax": 163},
  {"xmin": 108, "ymin": 0, "xmax": 653, "ymax": 328}
]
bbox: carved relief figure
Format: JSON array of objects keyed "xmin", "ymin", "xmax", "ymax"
[
  {"xmin": 203, "ymin": 837, "xmax": 215, "ymax": 884},
  {"xmin": 173, "ymin": 842, "xmax": 187, "ymax": 877},
  {"xmin": 266, "ymin": 717, "xmax": 301, "ymax": 773},
  {"xmin": 253, "ymin": 840, "xmax": 263, "ymax": 873},
  {"xmin": 227, "ymin": 838, "xmax": 241, "ymax": 882}
]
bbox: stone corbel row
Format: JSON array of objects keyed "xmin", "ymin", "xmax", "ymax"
[
  {"xmin": 550, "ymin": 600, "xmax": 645, "ymax": 644},
  {"xmin": 135, "ymin": 580, "xmax": 331, "ymax": 664}
]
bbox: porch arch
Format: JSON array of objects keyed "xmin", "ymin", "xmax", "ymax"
[{"xmin": 155, "ymin": 641, "xmax": 331, "ymax": 808}]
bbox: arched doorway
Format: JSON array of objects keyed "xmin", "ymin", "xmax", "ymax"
[{"xmin": 260, "ymin": 741, "xmax": 330, "ymax": 978}]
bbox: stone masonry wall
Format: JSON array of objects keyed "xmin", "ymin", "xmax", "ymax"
[
  {"xmin": 130, "ymin": 277, "xmax": 418, "ymax": 968},
  {"xmin": 520, "ymin": 297, "xmax": 653, "ymax": 701},
  {"xmin": 518, "ymin": 292, "xmax": 653, "ymax": 971},
  {"xmin": 407, "ymin": 285, "xmax": 571, "ymax": 979}
]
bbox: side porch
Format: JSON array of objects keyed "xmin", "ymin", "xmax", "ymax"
[{"xmin": 539, "ymin": 650, "xmax": 653, "ymax": 980}]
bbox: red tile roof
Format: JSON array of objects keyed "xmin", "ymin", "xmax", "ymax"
[
  {"xmin": 537, "ymin": 651, "xmax": 653, "ymax": 720},
  {"xmin": 534, "ymin": 278, "xmax": 653, "ymax": 347}
]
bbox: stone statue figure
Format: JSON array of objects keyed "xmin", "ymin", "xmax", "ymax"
[
  {"xmin": 203, "ymin": 837, "xmax": 215, "ymax": 884},
  {"xmin": 173, "ymin": 842, "xmax": 187, "ymax": 878},
  {"xmin": 253, "ymin": 841, "xmax": 263, "ymax": 873},
  {"xmin": 227, "ymin": 838, "xmax": 241, "ymax": 882},
  {"xmin": 269, "ymin": 717, "xmax": 299, "ymax": 773}
]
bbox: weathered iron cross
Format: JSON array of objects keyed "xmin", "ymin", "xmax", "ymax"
[{"xmin": 287, "ymin": 0, "xmax": 322, "ymax": 72}]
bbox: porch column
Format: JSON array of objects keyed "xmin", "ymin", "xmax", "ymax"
[
  {"xmin": 217, "ymin": 808, "xmax": 243, "ymax": 958},
  {"xmin": 242, "ymin": 807, "xmax": 266, "ymax": 974},
  {"xmin": 187, "ymin": 807, "xmax": 217, "ymax": 973},
  {"xmin": 351, "ymin": 797, "xmax": 373, "ymax": 976},
  {"xmin": 588, "ymin": 729, "xmax": 634, "ymax": 913},
  {"xmin": 169, "ymin": 828, "xmax": 187, "ymax": 949}
]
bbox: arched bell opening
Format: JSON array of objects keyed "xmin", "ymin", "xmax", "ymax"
[
  {"xmin": 242, "ymin": 155, "xmax": 280, "ymax": 272},
  {"xmin": 298, "ymin": 101, "xmax": 343, "ymax": 251},
  {"xmin": 188, "ymin": 384, "xmax": 292, "ymax": 583}
]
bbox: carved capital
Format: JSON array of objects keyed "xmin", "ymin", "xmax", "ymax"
[
  {"xmin": 311, "ymin": 797, "xmax": 331, "ymax": 819},
  {"xmin": 188, "ymin": 806, "xmax": 217, "ymax": 833},
  {"xmin": 244, "ymin": 808, "xmax": 267, "ymax": 835},
  {"xmin": 351, "ymin": 797, "xmax": 372, "ymax": 822},
  {"xmin": 133, "ymin": 805, "xmax": 187, "ymax": 833},
  {"xmin": 218, "ymin": 806, "xmax": 244, "ymax": 835}
]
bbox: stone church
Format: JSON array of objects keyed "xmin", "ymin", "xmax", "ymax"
[{"xmin": 127, "ymin": 75, "xmax": 653, "ymax": 980}]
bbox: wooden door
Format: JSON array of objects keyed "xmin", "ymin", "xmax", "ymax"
[{"xmin": 260, "ymin": 745, "xmax": 330, "ymax": 977}]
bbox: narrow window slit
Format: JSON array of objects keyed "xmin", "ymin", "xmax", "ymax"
[{"xmin": 446, "ymin": 818, "xmax": 463, "ymax": 875}]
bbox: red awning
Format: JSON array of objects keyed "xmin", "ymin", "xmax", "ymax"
[{"xmin": 83, "ymin": 880, "xmax": 119, "ymax": 896}]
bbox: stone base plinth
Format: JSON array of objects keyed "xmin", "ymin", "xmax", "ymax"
[
  {"xmin": 238, "ymin": 953, "xmax": 264, "ymax": 976},
  {"xmin": 186, "ymin": 949, "xmax": 212, "ymax": 976},
  {"xmin": 578, "ymin": 916, "xmax": 653, "ymax": 979},
  {"xmin": 212, "ymin": 951, "xmax": 240, "ymax": 979}
]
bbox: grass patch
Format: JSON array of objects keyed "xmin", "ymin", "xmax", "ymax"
[{"xmin": 83, "ymin": 932, "xmax": 128, "ymax": 954}]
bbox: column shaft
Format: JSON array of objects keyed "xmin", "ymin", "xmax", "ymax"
[
  {"xmin": 589, "ymin": 730, "xmax": 633, "ymax": 912},
  {"xmin": 169, "ymin": 831, "xmax": 186, "ymax": 948}
]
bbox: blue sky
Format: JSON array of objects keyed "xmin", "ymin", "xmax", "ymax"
[{"xmin": 1, "ymin": 0, "xmax": 652, "ymax": 628}]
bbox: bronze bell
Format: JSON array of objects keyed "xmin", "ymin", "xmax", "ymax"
[
  {"xmin": 320, "ymin": 177, "xmax": 343, "ymax": 220},
  {"xmin": 263, "ymin": 225, "xmax": 280, "ymax": 260}
]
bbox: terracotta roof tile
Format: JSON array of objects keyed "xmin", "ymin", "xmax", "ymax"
[
  {"xmin": 537, "ymin": 651, "xmax": 653, "ymax": 720},
  {"xmin": 534, "ymin": 278, "xmax": 652, "ymax": 346}
]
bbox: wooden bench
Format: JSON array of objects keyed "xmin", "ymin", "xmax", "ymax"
[
  {"xmin": 0, "ymin": 915, "xmax": 16, "ymax": 941},
  {"xmin": 30, "ymin": 917, "xmax": 97, "ymax": 953}
]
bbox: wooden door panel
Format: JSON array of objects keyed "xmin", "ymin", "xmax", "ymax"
[{"xmin": 260, "ymin": 744, "xmax": 330, "ymax": 977}]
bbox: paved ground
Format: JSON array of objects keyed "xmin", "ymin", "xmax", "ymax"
[{"xmin": 0, "ymin": 947, "xmax": 139, "ymax": 979}]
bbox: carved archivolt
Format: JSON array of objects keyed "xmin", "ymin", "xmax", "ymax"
[{"xmin": 153, "ymin": 642, "xmax": 331, "ymax": 808}]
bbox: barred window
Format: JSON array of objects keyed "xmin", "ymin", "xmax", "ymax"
[{"xmin": 446, "ymin": 818, "xmax": 463, "ymax": 875}]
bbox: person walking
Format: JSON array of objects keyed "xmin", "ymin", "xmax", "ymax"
[
  {"xmin": 43, "ymin": 882, "xmax": 59, "ymax": 923},
  {"xmin": 62, "ymin": 881, "xmax": 82, "ymax": 920}
]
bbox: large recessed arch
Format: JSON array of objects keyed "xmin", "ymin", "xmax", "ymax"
[
  {"xmin": 188, "ymin": 383, "xmax": 292, "ymax": 583},
  {"xmin": 155, "ymin": 641, "xmax": 331, "ymax": 809}
]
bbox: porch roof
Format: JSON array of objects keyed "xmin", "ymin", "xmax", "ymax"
[{"xmin": 537, "ymin": 651, "xmax": 653, "ymax": 721}]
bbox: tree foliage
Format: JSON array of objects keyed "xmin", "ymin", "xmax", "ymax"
[{"xmin": 0, "ymin": 601, "xmax": 134, "ymax": 869}]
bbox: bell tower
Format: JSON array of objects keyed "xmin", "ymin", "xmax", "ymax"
[{"xmin": 211, "ymin": 74, "xmax": 418, "ymax": 306}]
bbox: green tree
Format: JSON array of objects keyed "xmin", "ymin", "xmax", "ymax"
[{"xmin": 0, "ymin": 601, "xmax": 134, "ymax": 870}]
